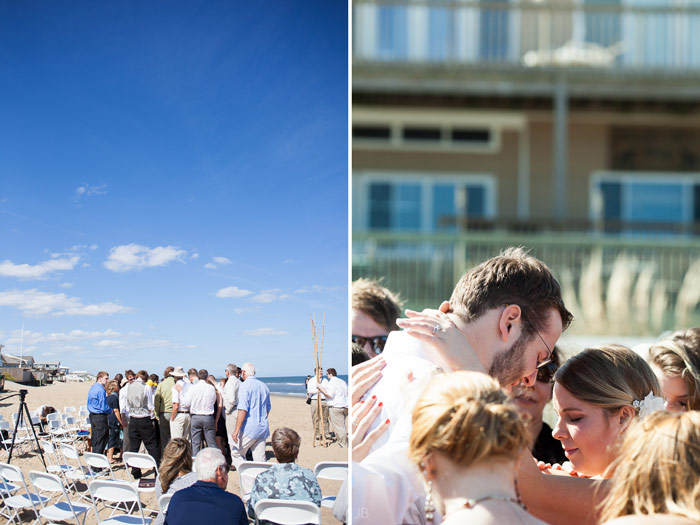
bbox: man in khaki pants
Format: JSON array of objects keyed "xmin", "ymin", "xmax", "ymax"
[
  {"xmin": 319, "ymin": 368, "xmax": 348, "ymax": 447},
  {"xmin": 222, "ymin": 363, "xmax": 240, "ymax": 456},
  {"xmin": 169, "ymin": 367, "xmax": 192, "ymax": 440},
  {"xmin": 306, "ymin": 368, "xmax": 330, "ymax": 441}
]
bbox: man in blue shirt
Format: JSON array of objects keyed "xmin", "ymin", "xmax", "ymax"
[
  {"xmin": 230, "ymin": 362, "xmax": 271, "ymax": 470},
  {"xmin": 87, "ymin": 371, "xmax": 111, "ymax": 455},
  {"xmin": 164, "ymin": 447, "xmax": 247, "ymax": 525}
]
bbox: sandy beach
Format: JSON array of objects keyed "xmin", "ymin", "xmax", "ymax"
[{"xmin": 0, "ymin": 380, "xmax": 347, "ymax": 524}]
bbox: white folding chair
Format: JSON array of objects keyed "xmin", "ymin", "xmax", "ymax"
[
  {"xmin": 0, "ymin": 420, "xmax": 24, "ymax": 454},
  {"xmin": 313, "ymin": 461, "xmax": 348, "ymax": 508},
  {"xmin": 253, "ymin": 499, "xmax": 321, "ymax": 525},
  {"xmin": 64, "ymin": 406, "xmax": 78, "ymax": 415},
  {"xmin": 83, "ymin": 452, "xmax": 117, "ymax": 480},
  {"xmin": 40, "ymin": 439, "xmax": 76, "ymax": 480},
  {"xmin": 0, "ymin": 462, "xmax": 49, "ymax": 524},
  {"xmin": 47, "ymin": 412, "xmax": 62, "ymax": 423},
  {"xmin": 158, "ymin": 492, "xmax": 172, "ymax": 513},
  {"xmin": 237, "ymin": 461, "xmax": 272, "ymax": 504},
  {"xmin": 29, "ymin": 470, "xmax": 91, "ymax": 524},
  {"xmin": 122, "ymin": 452, "xmax": 159, "ymax": 490},
  {"xmin": 122, "ymin": 452, "xmax": 159, "ymax": 512},
  {"xmin": 88, "ymin": 479, "xmax": 150, "ymax": 524},
  {"xmin": 0, "ymin": 467, "xmax": 20, "ymax": 522},
  {"xmin": 61, "ymin": 443, "xmax": 101, "ymax": 497}
]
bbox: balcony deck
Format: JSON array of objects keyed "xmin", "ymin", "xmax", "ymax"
[{"xmin": 353, "ymin": 0, "xmax": 700, "ymax": 98}]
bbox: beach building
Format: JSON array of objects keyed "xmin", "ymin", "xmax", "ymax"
[
  {"xmin": 352, "ymin": 0, "xmax": 700, "ymax": 334},
  {"xmin": 0, "ymin": 350, "xmax": 43, "ymax": 384}
]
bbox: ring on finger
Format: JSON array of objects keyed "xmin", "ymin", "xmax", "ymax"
[{"xmin": 432, "ymin": 324, "xmax": 442, "ymax": 334}]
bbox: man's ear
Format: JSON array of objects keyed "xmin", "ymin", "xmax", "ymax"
[{"xmin": 499, "ymin": 304, "xmax": 522, "ymax": 341}]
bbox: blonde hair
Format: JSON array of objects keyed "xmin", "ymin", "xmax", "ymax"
[
  {"xmin": 599, "ymin": 410, "xmax": 700, "ymax": 522},
  {"xmin": 159, "ymin": 438, "xmax": 193, "ymax": 494},
  {"xmin": 105, "ymin": 380, "xmax": 119, "ymax": 397},
  {"xmin": 409, "ymin": 371, "xmax": 527, "ymax": 468},
  {"xmin": 649, "ymin": 336, "xmax": 700, "ymax": 410},
  {"xmin": 553, "ymin": 345, "xmax": 660, "ymax": 416}
]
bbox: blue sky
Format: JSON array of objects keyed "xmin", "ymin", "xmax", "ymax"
[{"xmin": 0, "ymin": 1, "xmax": 348, "ymax": 377}]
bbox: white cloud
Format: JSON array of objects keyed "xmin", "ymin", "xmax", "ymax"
[
  {"xmin": 190, "ymin": 253, "xmax": 199, "ymax": 260},
  {"xmin": 95, "ymin": 339, "xmax": 121, "ymax": 347},
  {"xmin": 0, "ymin": 289, "xmax": 130, "ymax": 317},
  {"xmin": 75, "ymin": 184, "xmax": 108, "ymax": 200},
  {"xmin": 0, "ymin": 256, "xmax": 80, "ymax": 280},
  {"xmin": 213, "ymin": 257, "xmax": 231, "ymax": 265},
  {"xmin": 293, "ymin": 285, "xmax": 344, "ymax": 294},
  {"xmin": 90, "ymin": 244, "xmax": 98, "ymax": 250},
  {"xmin": 242, "ymin": 328, "xmax": 288, "ymax": 336},
  {"xmin": 104, "ymin": 244, "xmax": 187, "ymax": 272},
  {"xmin": 205, "ymin": 256, "xmax": 232, "ymax": 270},
  {"xmin": 233, "ymin": 306, "xmax": 260, "ymax": 314},
  {"xmin": 58, "ymin": 282, "xmax": 73, "ymax": 289},
  {"xmin": 216, "ymin": 286, "xmax": 253, "ymax": 298},
  {"xmin": 283, "ymin": 259, "xmax": 297, "ymax": 264},
  {"xmin": 251, "ymin": 289, "xmax": 291, "ymax": 303}
]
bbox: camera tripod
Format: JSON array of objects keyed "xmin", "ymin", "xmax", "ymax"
[{"xmin": 0, "ymin": 389, "xmax": 46, "ymax": 468}]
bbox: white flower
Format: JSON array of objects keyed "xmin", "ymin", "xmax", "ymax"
[{"xmin": 632, "ymin": 391, "xmax": 665, "ymax": 418}]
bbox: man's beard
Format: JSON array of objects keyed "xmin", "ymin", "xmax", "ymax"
[{"xmin": 488, "ymin": 332, "xmax": 529, "ymax": 388}]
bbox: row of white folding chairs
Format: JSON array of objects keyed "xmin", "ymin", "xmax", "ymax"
[{"xmin": 0, "ymin": 461, "xmax": 152, "ymax": 524}]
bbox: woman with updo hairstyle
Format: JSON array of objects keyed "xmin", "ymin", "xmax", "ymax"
[
  {"xmin": 599, "ymin": 410, "xmax": 700, "ymax": 525},
  {"xmin": 648, "ymin": 332, "xmax": 700, "ymax": 412},
  {"xmin": 153, "ymin": 438, "xmax": 197, "ymax": 525},
  {"xmin": 551, "ymin": 345, "xmax": 662, "ymax": 479},
  {"xmin": 409, "ymin": 371, "xmax": 543, "ymax": 525}
]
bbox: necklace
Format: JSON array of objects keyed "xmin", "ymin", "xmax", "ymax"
[{"xmin": 463, "ymin": 495, "xmax": 525, "ymax": 510}]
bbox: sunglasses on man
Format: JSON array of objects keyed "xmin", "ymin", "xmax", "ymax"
[
  {"xmin": 351, "ymin": 334, "xmax": 388, "ymax": 354},
  {"xmin": 536, "ymin": 361, "xmax": 558, "ymax": 384}
]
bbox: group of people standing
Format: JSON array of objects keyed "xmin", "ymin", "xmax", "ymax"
[{"xmin": 87, "ymin": 361, "xmax": 271, "ymax": 473}]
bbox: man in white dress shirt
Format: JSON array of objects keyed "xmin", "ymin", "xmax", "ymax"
[
  {"xmin": 222, "ymin": 363, "xmax": 240, "ymax": 453},
  {"xmin": 319, "ymin": 368, "xmax": 348, "ymax": 447},
  {"xmin": 184, "ymin": 368, "xmax": 218, "ymax": 456},
  {"xmin": 353, "ymin": 247, "xmax": 573, "ymax": 524},
  {"xmin": 170, "ymin": 367, "xmax": 193, "ymax": 441},
  {"xmin": 306, "ymin": 370, "xmax": 330, "ymax": 441}
]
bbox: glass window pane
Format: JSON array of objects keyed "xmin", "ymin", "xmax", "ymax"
[
  {"xmin": 600, "ymin": 181, "xmax": 621, "ymax": 219},
  {"xmin": 433, "ymin": 184, "xmax": 456, "ymax": 231},
  {"xmin": 396, "ymin": 183, "xmax": 421, "ymax": 230},
  {"xmin": 369, "ymin": 183, "xmax": 391, "ymax": 229},
  {"xmin": 467, "ymin": 186, "xmax": 485, "ymax": 216},
  {"xmin": 627, "ymin": 182, "xmax": 684, "ymax": 223}
]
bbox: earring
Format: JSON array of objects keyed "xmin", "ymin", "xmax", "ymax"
[{"xmin": 425, "ymin": 479, "xmax": 435, "ymax": 522}]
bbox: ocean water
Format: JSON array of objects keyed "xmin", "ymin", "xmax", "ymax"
[{"xmin": 258, "ymin": 375, "xmax": 349, "ymax": 397}]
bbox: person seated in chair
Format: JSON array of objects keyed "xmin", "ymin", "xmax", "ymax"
[
  {"xmin": 247, "ymin": 427, "xmax": 322, "ymax": 520},
  {"xmin": 164, "ymin": 447, "xmax": 247, "ymax": 525}
]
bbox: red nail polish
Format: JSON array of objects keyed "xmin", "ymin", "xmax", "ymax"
[
  {"xmin": 378, "ymin": 402, "xmax": 383, "ymax": 407},
  {"xmin": 385, "ymin": 419, "xmax": 390, "ymax": 424},
  {"xmin": 371, "ymin": 395, "xmax": 376, "ymax": 399},
  {"xmin": 360, "ymin": 400, "xmax": 364, "ymax": 403}
]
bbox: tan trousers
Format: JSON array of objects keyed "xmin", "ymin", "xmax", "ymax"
[
  {"xmin": 225, "ymin": 411, "xmax": 238, "ymax": 449},
  {"xmin": 230, "ymin": 433, "xmax": 267, "ymax": 470},
  {"xmin": 170, "ymin": 412, "xmax": 191, "ymax": 441},
  {"xmin": 309, "ymin": 399, "xmax": 330, "ymax": 438},
  {"xmin": 329, "ymin": 407, "xmax": 348, "ymax": 446}
]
